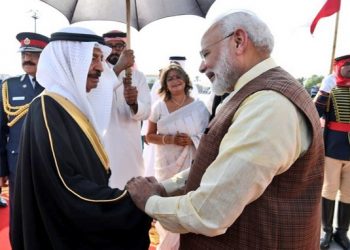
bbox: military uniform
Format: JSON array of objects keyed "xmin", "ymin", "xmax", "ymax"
[
  {"xmin": 315, "ymin": 54, "xmax": 350, "ymax": 250},
  {"xmin": 316, "ymin": 87, "xmax": 350, "ymax": 159},
  {"xmin": 0, "ymin": 32, "xmax": 49, "ymax": 220},
  {"xmin": 0, "ymin": 75, "xmax": 44, "ymax": 186},
  {"xmin": 0, "ymin": 79, "xmax": 7, "ymax": 208}
]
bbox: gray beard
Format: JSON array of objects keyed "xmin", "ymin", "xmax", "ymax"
[
  {"xmin": 212, "ymin": 48, "xmax": 235, "ymax": 95},
  {"xmin": 107, "ymin": 55, "xmax": 119, "ymax": 65}
]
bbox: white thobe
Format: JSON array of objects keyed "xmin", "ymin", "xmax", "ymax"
[{"xmin": 104, "ymin": 68, "xmax": 151, "ymax": 189}]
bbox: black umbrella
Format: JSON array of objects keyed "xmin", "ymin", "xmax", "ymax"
[
  {"xmin": 40, "ymin": 0, "xmax": 215, "ymax": 31},
  {"xmin": 40, "ymin": 0, "xmax": 215, "ymax": 77}
]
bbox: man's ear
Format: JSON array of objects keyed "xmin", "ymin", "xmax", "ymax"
[
  {"xmin": 233, "ymin": 29, "xmax": 244, "ymax": 48},
  {"xmin": 233, "ymin": 29, "xmax": 248, "ymax": 54},
  {"xmin": 235, "ymin": 39, "xmax": 241, "ymax": 48}
]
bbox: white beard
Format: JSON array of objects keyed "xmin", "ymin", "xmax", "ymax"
[{"xmin": 211, "ymin": 46, "xmax": 239, "ymax": 95}]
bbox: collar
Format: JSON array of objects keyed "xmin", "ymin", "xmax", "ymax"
[
  {"xmin": 28, "ymin": 75, "xmax": 36, "ymax": 88},
  {"xmin": 222, "ymin": 57, "xmax": 278, "ymax": 106}
]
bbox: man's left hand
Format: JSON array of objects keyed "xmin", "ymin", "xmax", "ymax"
[
  {"xmin": 124, "ymin": 81, "xmax": 138, "ymax": 104},
  {"xmin": 113, "ymin": 49, "xmax": 135, "ymax": 76},
  {"xmin": 126, "ymin": 176, "xmax": 165, "ymax": 211},
  {"xmin": 123, "ymin": 82, "xmax": 138, "ymax": 113}
]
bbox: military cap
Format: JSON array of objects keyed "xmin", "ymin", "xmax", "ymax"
[
  {"xmin": 16, "ymin": 32, "xmax": 49, "ymax": 52},
  {"xmin": 334, "ymin": 55, "xmax": 350, "ymax": 62}
]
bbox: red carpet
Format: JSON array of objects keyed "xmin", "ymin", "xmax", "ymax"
[
  {"xmin": 0, "ymin": 191, "xmax": 157, "ymax": 250},
  {"xmin": 0, "ymin": 193, "xmax": 10, "ymax": 250}
]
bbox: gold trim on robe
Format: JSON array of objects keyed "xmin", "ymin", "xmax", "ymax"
[{"xmin": 41, "ymin": 92, "xmax": 127, "ymax": 202}]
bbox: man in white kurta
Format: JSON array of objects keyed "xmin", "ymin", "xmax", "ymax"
[{"xmin": 103, "ymin": 30, "xmax": 151, "ymax": 189}]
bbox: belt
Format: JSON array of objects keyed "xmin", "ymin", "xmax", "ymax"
[{"xmin": 327, "ymin": 121, "xmax": 350, "ymax": 132}]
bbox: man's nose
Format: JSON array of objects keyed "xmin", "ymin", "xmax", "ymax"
[
  {"xmin": 95, "ymin": 61, "xmax": 104, "ymax": 72},
  {"xmin": 199, "ymin": 61, "xmax": 207, "ymax": 73}
]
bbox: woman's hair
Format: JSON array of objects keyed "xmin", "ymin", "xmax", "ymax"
[{"xmin": 158, "ymin": 63, "xmax": 193, "ymax": 101}]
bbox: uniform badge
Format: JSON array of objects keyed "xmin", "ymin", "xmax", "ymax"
[
  {"xmin": 24, "ymin": 38, "xmax": 31, "ymax": 45},
  {"xmin": 12, "ymin": 96, "xmax": 25, "ymax": 101}
]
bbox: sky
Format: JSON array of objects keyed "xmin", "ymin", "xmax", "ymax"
[{"xmin": 0, "ymin": 0, "xmax": 349, "ymax": 84}]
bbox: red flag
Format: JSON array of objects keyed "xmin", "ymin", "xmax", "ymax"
[{"xmin": 310, "ymin": 0, "xmax": 341, "ymax": 34}]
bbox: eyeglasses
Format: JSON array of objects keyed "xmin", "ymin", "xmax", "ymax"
[
  {"xmin": 106, "ymin": 43, "xmax": 126, "ymax": 50},
  {"xmin": 199, "ymin": 31, "xmax": 235, "ymax": 60}
]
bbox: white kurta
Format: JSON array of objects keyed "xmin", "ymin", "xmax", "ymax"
[
  {"xmin": 104, "ymin": 68, "xmax": 151, "ymax": 189},
  {"xmin": 141, "ymin": 80, "xmax": 161, "ymax": 177}
]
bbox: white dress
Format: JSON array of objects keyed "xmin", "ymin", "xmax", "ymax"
[
  {"xmin": 149, "ymin": 99, "xmax": 209, "ymax": 250},
  {"xmin": 104, "ymin": 68, "xmax": 151, "ymax": 189},
  {"xmin": 142, "ymin": 83, "xmax": 200, "ymax": 177}
]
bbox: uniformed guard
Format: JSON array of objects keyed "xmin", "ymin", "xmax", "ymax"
[
  {"xmin": 0, "ymin": 79, "xmax": 7, "ymax": 208},
  {"xmin": 315, "ymin": 54, "xmax": 350, "ymax": 250},
  {"xmin": 0, "ymin": 32, "xmax": 49, "ymax": 222}
]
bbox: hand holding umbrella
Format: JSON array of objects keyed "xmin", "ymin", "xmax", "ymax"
[
  {"xmin": 113, "ymin": 49, "xmax": 135, "ymax": 79},
  {"xmin": 123, "ymin": 80, "xmax": 138, "ymax": 113}
]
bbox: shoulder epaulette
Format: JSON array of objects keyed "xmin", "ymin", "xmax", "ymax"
[
  {"xmin": 1, "ymin": 80, "xmax": 30, "ymax": 127},
  {"xmin": 3, "ymin": 74, "xmax": 23, "ymax": 82}
]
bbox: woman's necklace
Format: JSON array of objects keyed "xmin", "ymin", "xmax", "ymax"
[{"xmin": 171, "ymin": 95, "xmax": 187, "ymax": 108}]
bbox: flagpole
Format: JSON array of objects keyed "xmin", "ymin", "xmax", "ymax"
[{"xmin": 329, "ymin": 11, "xmax": 340, "ymax": 74}]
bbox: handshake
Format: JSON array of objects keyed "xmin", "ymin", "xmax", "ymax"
[{"xmin": 126, "ymin": 176, "xmax": 166, "ymax": 211}]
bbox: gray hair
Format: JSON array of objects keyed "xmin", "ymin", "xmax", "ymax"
[{"xmin": 215, "ymin": 10, "xmax": 274, "ymax": 54}]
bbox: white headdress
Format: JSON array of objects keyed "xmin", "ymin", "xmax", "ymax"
[{"xmin": 36, "ymin": 26, "xmax": 118, "ymax": 141}]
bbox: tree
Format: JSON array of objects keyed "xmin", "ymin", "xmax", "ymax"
[{"xmin": 303, "ymin": 74, "xmax": 324, "ymax": 93}]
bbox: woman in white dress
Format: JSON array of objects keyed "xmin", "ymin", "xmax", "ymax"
[{"xmin": 146, "ymin": 64, "xmax": 210, "ymax": 250}]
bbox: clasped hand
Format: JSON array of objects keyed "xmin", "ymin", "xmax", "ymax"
[
  {"xmin": 174, "ymin": 132, "xmax": 192, "ymax": 146},
  {"xmin": 126, "ymin": 176, "xmax": 166, "ymax": 211}
]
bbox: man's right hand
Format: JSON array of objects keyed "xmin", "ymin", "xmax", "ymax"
[
  {"xmin": 126, "ymin": 176, "xmax": 166, "ymax": 211},
  {"xmin": 113, "ymin": 49, "xmax": 135, "ymax": 76}
]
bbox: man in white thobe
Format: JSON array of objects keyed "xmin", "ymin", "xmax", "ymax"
[{"xmin": 103, "ymin": 30, "xmax": 151, "ymax": 189}]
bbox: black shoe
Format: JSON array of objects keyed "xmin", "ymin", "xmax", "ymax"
[
  {"xmin": 320, "ymin": 232, "xmax": 333, "ymax": 249},
  {"xmin": 320, "ymin": 198, "xmax": 336, "ymax": 249},
  {"xmin": 334, "ymin": 201, "xmax": 350, "ymax": 250},
  {"xmin": 334, "ymin": 231, "xmax": 350, "ymax": 250},
  {"xmin": 0, "ymin": 197, "xmax": 7, "ymax": 208}
]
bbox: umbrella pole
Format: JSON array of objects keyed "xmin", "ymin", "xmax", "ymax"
[{"xmin": 125, "ymin": 0, "xmax": 132, "ymax": 79}]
